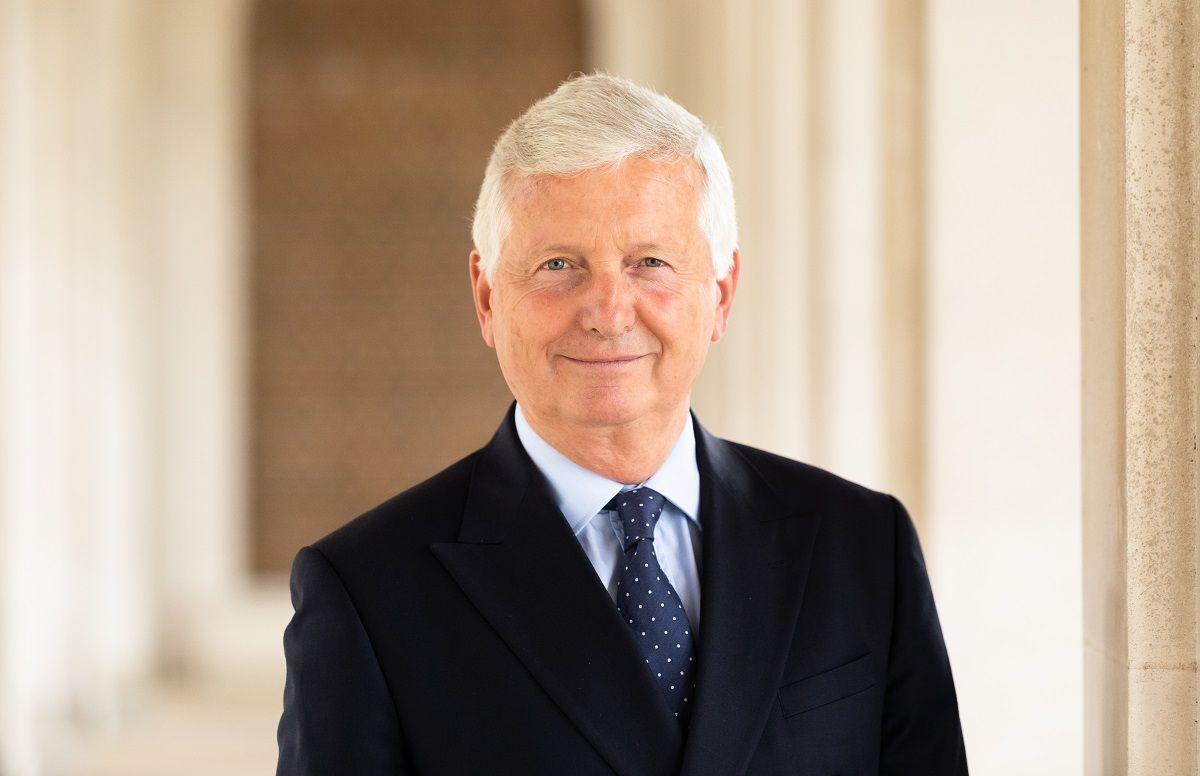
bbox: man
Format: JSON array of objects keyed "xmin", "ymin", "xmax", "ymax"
[{"xmin": 276, "ymin": 72, "xmax": 968, "ymax": 775}]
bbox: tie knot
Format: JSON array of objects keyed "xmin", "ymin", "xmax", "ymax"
[{"xmin": 605, "ymin": 486, "xmax": 667, "ymax": 550}]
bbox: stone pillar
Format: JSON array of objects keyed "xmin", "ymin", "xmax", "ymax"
[
  {"xmin": 0, "ymin": 0, "xmax": 257, "ymax": 769},
  {"xmin": 0, "ymin": 1, "xmax": 163, "ymax": 771},
  {"xmin": 150, "ymin": 0, "xmax": 252, "ymax": 672},
  {"xmin": 880, "ymin": 0, "xmax": 927, "ymax": 520},
  {"xmin": 1081, "ymin": 0, "xmax": 1199, "ymax": 773}
]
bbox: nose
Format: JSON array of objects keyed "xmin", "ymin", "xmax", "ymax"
[{"xmin": 579, "ymin": 266, "xmax": 636, "ymax": 339}]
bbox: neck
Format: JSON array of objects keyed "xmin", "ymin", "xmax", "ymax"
[{"xmin": 520, "ymin": 401, "xmax": 690, "ymax": 484}]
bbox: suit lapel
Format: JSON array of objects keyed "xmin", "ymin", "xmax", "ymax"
[
  {"xmin": 430, "ymin": 403, "xmax": 685, "ymax": 776},
  {"xmin": 678, "ymin": 419, "xmax": 823, "ymax": 776},
  {"xmin": 430, "ymin": 403, "xmax": 822, "ymax": 776}
]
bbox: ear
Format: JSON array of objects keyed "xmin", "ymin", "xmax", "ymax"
[
  {"xmin": 710, "ymin": 247, "xmax": 741, "ymax": 342},
  {"xmin": 469, "ymin": 249, "xmax": 496, "ymax": 348}
]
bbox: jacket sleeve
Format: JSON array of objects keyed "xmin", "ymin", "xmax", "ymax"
[
  {"xmin": 879, "ymin": 495, "xmax": 969, "ymax": 775},
  {"xmin": 276, "ymin": 545, "xmax": 408, "ymax": 775}
]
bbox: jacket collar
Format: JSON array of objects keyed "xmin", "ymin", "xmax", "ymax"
[{"xmin": 431, "ymin": 402, "xmax": 822, "ymax": 776}]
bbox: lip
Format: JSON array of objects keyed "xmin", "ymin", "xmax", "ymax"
[{"xmin": 561, "ymin": 354, "xmax": 648, "ymax": 365}]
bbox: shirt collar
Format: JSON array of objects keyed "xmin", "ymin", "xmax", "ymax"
[{"xmin": 514, "ymin": 402, "xmax": 701, "ymax": 537}]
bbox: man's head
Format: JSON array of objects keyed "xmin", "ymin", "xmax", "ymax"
[{"xmin": 468, "ymin": 72, "xmax": 740, "ymax": 432}]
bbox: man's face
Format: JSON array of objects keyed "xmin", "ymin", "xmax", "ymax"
[{"xmin": 469, "ymin": 155, "xmax": 740, "ymax": 430}]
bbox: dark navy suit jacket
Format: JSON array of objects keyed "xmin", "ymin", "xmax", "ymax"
[{"xmin": 276, "ymin": 402, "xmax": 968, "ymax": 774}]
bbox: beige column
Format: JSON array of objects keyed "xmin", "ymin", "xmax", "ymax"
[
  {"xmin": 0, "ymin": 1, "xmax": 264, "ymax": 770},
  {"xmin": 1081, "ymin": 0, "xmax": 1200, "ymax": 773},
  {"xmin": 880, "ymin": 0, "xmax": 927, "ymax": 519},
  {"xmin": 149, "ymin": 0, "xmax": 256, "ymax": 676},
  {"xmin": 1, "ymin": 1, "xmax": 163, "ymax": 770}
]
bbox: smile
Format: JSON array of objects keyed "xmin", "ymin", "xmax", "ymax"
[{"xmin": 561, "ymin": 354, "xmax": 648, "ymax": 367}]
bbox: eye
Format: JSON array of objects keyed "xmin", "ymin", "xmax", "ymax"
[
  {"xmin": 543, "ymin": 257, "xmax": 570, "ymax": 271},
  {"xmin": 640, "ymin": 257, "xmax": 666, "ymax": 268}
]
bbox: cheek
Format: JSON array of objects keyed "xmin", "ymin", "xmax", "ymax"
[
  {"xmin": 641, "ymin": 287, "xmax": 709, "ymax": 345},
  {"xmin": 500, "ymin": 287, "xmax": 577, "ymax": 350}
]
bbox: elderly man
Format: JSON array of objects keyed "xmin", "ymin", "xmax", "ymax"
[{"xmin": 276, "ymin": 73, "xmax": 968, "ymax": 775}]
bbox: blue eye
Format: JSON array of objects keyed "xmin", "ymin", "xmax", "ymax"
[
  {"xmin": 641, "ymin": 257, "xmax": 665, "ymax": 267},
  {"xmin": 544, "ymin": 258, "xmax": 569, "ymax": 270}
]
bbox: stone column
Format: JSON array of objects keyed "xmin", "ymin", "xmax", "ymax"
[
  {"xmin": 0, "ymin": 0, "xmax": 257, "ymax": 769},
  {"xmin": 880, "ymin": 0, "xmax": 927, "ymax": 520},
  {"xmin": 0, "ymin": 1, "xmax": 162, "ymax": 770},
  {"xmin": 1081, "ymin": 0, "xmax": 1199, "ymax": 773}
]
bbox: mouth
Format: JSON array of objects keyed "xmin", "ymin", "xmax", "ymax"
[{"xmin": 561, "ymin": 354, "xmax": 648, "ymax": 366}]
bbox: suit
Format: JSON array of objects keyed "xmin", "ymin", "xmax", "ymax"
[{"xmin": 276, "ymin": 401, "xmax": 969, "ymax": 774}]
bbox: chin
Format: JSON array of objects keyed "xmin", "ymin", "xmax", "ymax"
[{"xmin": 563, "ymin": 387, "xmax": 652, "ymax": 428}]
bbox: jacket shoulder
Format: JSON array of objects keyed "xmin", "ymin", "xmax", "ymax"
[
  {"xmin": 724, "ymin": 439, "xmax": 896, "ymax": 518},
  {"xmin": 308, "ymin": 447, "xmax": 483, "ymax": 566}
]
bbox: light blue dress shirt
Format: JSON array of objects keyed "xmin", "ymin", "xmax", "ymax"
[{"xmin": 514, "ymin": 402, "xmax": 704, "ymax": 632}]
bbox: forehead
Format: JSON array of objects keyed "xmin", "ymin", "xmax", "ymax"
[{"xmin": 504, "ymin": 156, "xmax": 705, "ymax": 251}]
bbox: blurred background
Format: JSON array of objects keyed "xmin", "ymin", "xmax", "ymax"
[{"xmin": 0, "ymin": 0, "xmax": 1098, "ymax": 773}]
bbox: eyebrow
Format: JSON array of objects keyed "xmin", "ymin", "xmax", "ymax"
[
  {"xmin": 534, "ymin": 244, "xmax": 585, "ymax": 255},
  {"xmin": 532, "ymin": 242, "xmax": 676, "ymax": 255}
]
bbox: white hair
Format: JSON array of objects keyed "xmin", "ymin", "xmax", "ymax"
[{"xmin": 470, "ymin": 71, "xmax": 738, "ymax": 283}]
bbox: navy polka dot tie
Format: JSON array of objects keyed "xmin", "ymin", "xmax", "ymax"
[{"xmin": 606, "ymin": 486, "xmax": 697, "ymax": 728}]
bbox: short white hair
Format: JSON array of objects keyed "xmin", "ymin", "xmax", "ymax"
[{"xmin": 470, "ymin": 71, "xmax": 738, "ymax": 283}]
